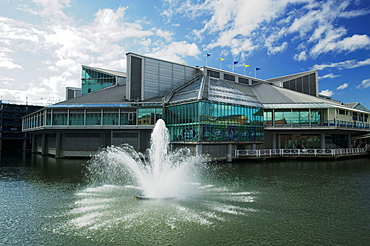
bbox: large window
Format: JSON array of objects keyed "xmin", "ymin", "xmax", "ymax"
[
  {"xmin": 137, "ymin": 108, "xmax": 162, "ymax": 125},
  {"xmin": 81, "ymin": 67, "xmax": 116, "ymax": 94},
  {"xmin": 272, "ymin": 109, "xmax": 322, "ymax": 126},
  {"xmin": 120, "ymin": 112, "xmax": 137, "ymax": 125},
  {"xmin": 103, "ymin": 110, "xmax": 119, "ymax": 125},
  {"xmin": 52, "ymin": 110, "xmax": 67, "ymax": 125},
  {"xmin": 69, "ymin": 110, "xmax": 84, "ymax": 125},
  {"xmin": 86, "ymin": 110, "xmax": 101, "ymax": 125},
  {"xmin": 165, "ymin": 101, "xmax": 264, "ymax": 142}
]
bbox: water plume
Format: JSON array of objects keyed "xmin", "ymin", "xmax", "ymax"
[{"xmin": 86, "ymin": 119, "xmax": 208, "ymax": 199}]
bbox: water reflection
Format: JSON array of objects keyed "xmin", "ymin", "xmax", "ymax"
[{"xmin": 1, "ymin": 155, "xmax": 369, "ymax": 245}]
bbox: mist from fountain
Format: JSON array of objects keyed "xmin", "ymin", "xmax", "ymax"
[{"xmin": 86, "ymin": 119, "xmax": 208, "ymax": 199}]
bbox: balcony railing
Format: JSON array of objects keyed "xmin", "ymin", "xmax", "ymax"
[
  {"xmin": 235, "ymin": 145, "xmax": 369, "ymax": 158},
  {"xmin": 264, "ymin": 120, "xmax": 370, "ymax": 130}
]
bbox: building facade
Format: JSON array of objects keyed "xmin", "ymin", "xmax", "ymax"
[
  {"xmin": 0, "ymin": 102, "xmax": 43, "ymax": 156},
  {"xmin": 22, "ymin": 53, "xmax": 370, "ymax": 160}
]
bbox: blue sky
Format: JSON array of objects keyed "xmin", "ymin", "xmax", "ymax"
[{"xmin": 0, "ymin": 0, "xmax": 369, "ymax": 107}]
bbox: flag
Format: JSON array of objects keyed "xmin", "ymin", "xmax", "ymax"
[
  {"xmin": 207, "ymin": 53, "xmax": 211, "ymax": 57},
  {"xmin": 256, "ymin": 67, "xmax": 261, "ymax": 71},
  {"xmin": 233, "ymin": 61, "xmax": 239, "ymax": 65},
  {"xmin": 220, "ymin": 58, "xmax": 225, "ymax": 61},
  {"xmin": 245, "ymin": 65, "xmax": 250, "ymax": 67}
]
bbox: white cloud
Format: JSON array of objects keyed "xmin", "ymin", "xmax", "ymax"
[
  {"xmin": 337, "ymin": 83, "xmax": 348, "ymax": 90},
  {"xmin": 319, "ymin": 89, "xmax": 334, "ymax": 97},
  {"xmin": 146, "ymin": 41, "xmax": 200, "ymax": 63},
  {"xmin": 0, "ymin": 3, "xmax": 195, "ymax": 102},
  {"xmin": 267, "ymin": 41, "xmax": 288, "ymax": 55},
  {"xmin": 313, "ymin": 58, "xmax": 370, "ymax": 70},
  {"xmin": 319, "ymin": 73, "xmax": 341, "ymax": 79},
  {"xmin": 0, "ymin": 53, "xmax": 23, "ymax": 69},
  {"xmin": 310, "ymin": 34, "xmax": 370, "ymax": 56},
  {"xmin": 356, "ymin": 79, "xmax": 370, "ymax": 89},
  {"xmin": 169, "ymin": 0, "xmax": 370, "ymax": 59},
  {"xmin": 294, "ymin": 51, "xmax": 307, "ymax": 61}
]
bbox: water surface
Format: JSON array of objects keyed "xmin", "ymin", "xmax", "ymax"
[{"xmin": 1, "ymin": 155, "xmax": 369, "ymax": 245}]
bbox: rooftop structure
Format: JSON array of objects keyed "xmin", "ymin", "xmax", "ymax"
[{"xmin": 22, "ymin": 53, "xmax": 370, "ymax": 160}]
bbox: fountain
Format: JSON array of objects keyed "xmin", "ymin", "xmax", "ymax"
[{"xmin": 86, "ymin": 119, "xmax": 207, "ymax": 200}]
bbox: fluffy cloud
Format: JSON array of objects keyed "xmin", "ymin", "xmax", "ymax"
[
  {"xmin": 0, "ymin": 53, "xmax": 23, "ymax": 69},
  {"xmin": 294, "ymin": 51, "xmax": 307, "ymax": 61},
  {"xmin": 0, "ymin": 2, "xmax": 200, "ymax": 103},
  {"xmin": 337, "ymin": 83, "xmax": 348, "ymax": 90},
  {"xmin": 319, "ymin": 89, "xmax": 334, "ymax": 97},
  {"xmin": 313, "ymin": 58, "xmax": 370, "ymax": 70},
  {"xmin": 166, "ymin": 0, "xmax": 370, "ymax": 59},
  {"xmin": 319, "ymin": 73, "xmax": 341, "ymax": 79},
  {"xmin": 146, "ymin": 41, "xmax": 200, "ymax": 63},
  {"xmin": 356, "ymin": 79, "xmax": 370, "ymax": 89}
]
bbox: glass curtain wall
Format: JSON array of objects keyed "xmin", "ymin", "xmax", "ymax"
[
  {"xmin": 165, "ymin": 101, "xmax": 264, "ymax": 142},
  {"xmin": 137, "ymin": 108, "xmax": 163, "ymax": 125},
  {"xmin": 81, "ymin": 68, "xmax": 116, "ymax": 94},
  {"xmin": 264, "ymin": 109, "xmax": 322, "ymax": 126},
  {"xmin": 69, "ymin": 110, "xmax": 84, "ymax": 125}
]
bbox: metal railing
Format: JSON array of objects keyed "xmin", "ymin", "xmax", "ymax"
[
  {"xmin": 264, "ymin": 120, "xmax": 370, "ymax": 130},
  {"xmin": 235, "ymin": 146, "xmax": 369, "ymax": 158}
]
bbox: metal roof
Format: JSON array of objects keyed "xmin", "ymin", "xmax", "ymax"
[
  {"xmin": 55, "ymin": 84, "xmax": 127, "ymax": 105},
  {"xmin": 48, "ymin": 103, "xmax": 129, "ymax": 108},
  {"xmin": 263, "ymin": 103, "xmax": 335, "ymax": 109}
]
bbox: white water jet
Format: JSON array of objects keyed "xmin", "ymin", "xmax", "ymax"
[{"xmin": 86, "ymin": 119, "xmax": 208, "ymax": 199}]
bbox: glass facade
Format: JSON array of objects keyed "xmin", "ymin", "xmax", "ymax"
[
  {"xmin": 280, "ymin": 134, "xmax": 321, "ymax": 149},
  {"xmin": 81, "ymin": 67, "xmax": 116, "ymax": 95},
  {"xmin": 264, "ymin": 109, "xmax": 322, "ymax": 126},
  {"xmin": 165, "ymin": 101, "xmax": 264, "ymax": 142},
  {"xmin": 24, "ymin": 108, "xmax": 142, "ymax": 129},
  {"xmin": 137, "ymin": 108, "xmax": 163, "ymax": 125}
]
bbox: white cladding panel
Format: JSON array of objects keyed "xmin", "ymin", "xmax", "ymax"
[{"xmin": 143, "ymin": 56, "xmax": 198, "ymax": 99}]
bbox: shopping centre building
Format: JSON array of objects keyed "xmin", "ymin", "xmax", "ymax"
[{"xmin": 22, "ymin": 53, "xmax": 370, "ymax": 160}]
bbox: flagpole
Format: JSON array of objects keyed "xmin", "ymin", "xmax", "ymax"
[{"xmin": 255, "ymin": 67, "xmax": 261, "ymax": 77}]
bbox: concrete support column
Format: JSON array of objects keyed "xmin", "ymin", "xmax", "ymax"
[
  {"xmin": 100, "ymin": 133, "xmax": 107, "ymax": 148},
  {"xmin": 320, "ymin": 133, "xmax": 325, "ymax": 149},
  {"xmin": 55, "ymin": 133, "xmax": 61, "ymax": 158},
  {"xmin": 272, "ymin": 134, "xmax": 277, "ymax": 149},
  {"xmin": 41, "ymin": 134, "xmax": 47, "ymax": 155},
  {"xmin": 31, "ymin": 135, "xmax": 36, "ymax": 153},
  {"xmin": 196, "ymin": 144, "xmax": 202, "ymax": 156},
  {"xmin": 0, "ymin": 139, "xmax": 2, "ymax": 153},
  {"xmin": 252, "ymin": 143, "xmax": 256, "ymax": 150},
  {"xmin": 347, "ymin": 134, "xmax": 352, "ymax": 148},
  {"xmin": 227, "ymin": 144, "xmax": 233, "ymax": 162},
  {"xmin": 22, "ymin": 136, "xmax": 27, "ymax": 153}
]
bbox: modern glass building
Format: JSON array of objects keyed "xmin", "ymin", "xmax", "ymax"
[
  {"xmin": 81, "ymin": 65, "xmax": 126, "ymax": 95},
  {"xmin": 22, "ymin": 53, "xmax": 370, "ymax": 160}
]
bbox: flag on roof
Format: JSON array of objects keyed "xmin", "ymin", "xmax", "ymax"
[
  {"xmin": 220, "ymin": 58, "xmax": 225, "ymax": 61},
  {"xmin": 233, "ymin": 61, "xmax": 239, "ymax": 65},
  {"xmin": 256, "ymin": 67, "xmax": 261, "ymax": 71},
  {"xmin": 245, "ymin": 65, "xmax": 250, "ymax": 67},
  {"xmin": 207, "ymin": 53, "xmax": 211, "ymax": 57}
]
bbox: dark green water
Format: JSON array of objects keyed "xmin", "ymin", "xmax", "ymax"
[{"xmin": 1, "ymin": 155, "xmax": 369, "ymax": 245}]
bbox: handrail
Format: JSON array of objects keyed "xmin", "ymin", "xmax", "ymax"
[
  {"xmin": 264, "ymin": 120, "xmax": 370, "ymax": 130},
  {"xmin": 235, "ymin": 147, "xmax": 369, "ymax": 158}
]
